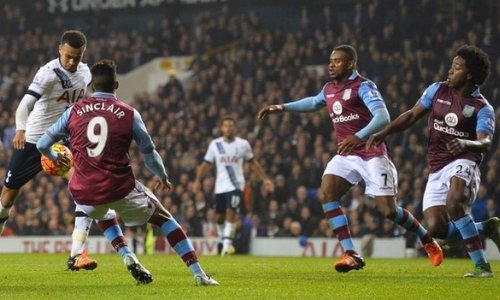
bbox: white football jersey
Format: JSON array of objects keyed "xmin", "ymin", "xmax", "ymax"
[
  {"xmin": 204, "ymin": 136, "xmax": 254, "ymax": 194},
  {"xmin": 25, "ymin": 58, "xmax": 90, "ymax": 143}
]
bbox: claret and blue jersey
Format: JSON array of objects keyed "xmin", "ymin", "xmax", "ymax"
[
  {"xmin": 38, "ymin": 92, "xmax": 166, "ymax": 206},
  {"xmin": 284, "ymin": 70, "xmax": 389, "ymax": 159},
  {"xmin": 418, "ymin": 82, "xmax": 495, "ymax": 172}
]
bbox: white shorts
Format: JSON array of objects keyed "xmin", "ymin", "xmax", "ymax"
[
  {"xmin": 323, "ymin": 155, "xmax": 397, "ymax": 197},
  {"xmin": 75, "ymin": 180, "xmax": 159, "ymax": 226},
  {"xmin": 422, "ymin": 159, "xmax": 480, "ymax": 211}
]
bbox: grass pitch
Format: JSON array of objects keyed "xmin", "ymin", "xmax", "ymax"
[{"xmin": 0, "ymin": 254, "xmax": 498, "ymax": 299}]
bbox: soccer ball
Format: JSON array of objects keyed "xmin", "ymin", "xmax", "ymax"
[{"xmin": 40, "ymin": 144, "xmax": 74, "ymax": 176}]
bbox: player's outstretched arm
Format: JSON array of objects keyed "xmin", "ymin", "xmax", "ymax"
[
  {"xmin": 366, "ymin": 102, "xmax": 428, "ymax": 149},
  {"xmin": 259, "ymin": 95, "xmax": 326, "ymax": 120},
  {"xmin": 258, "ymin": 104, "xmax": 284, "ymax": 119}
]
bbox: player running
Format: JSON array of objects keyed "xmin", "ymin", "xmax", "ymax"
[
  {"xmin": 367, "ymin": 45, "xmax": 499, "ymax": 277},
  {"xmin": 258, "ymin": 44, "xmax": 443, "ymax": 272}
]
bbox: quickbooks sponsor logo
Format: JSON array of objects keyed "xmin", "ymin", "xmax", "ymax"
[
  {"xmin": 332, "ymin": 113, "xmax": 360, "ymax": 123},
  {"xmin": 433, "ymin": 121, "xmax": 469, "ymax": 137}
]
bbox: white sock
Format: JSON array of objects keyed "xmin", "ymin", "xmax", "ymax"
[
  {"xmin": 70, "ymin": 216, "xmax": 92, "ymax": 256},
  {"xmin": 221, "ymin": 221, "xmax": 234, "ymax": 252},
  {"xmin": 216, "ymin": 223, "xmax": 224, "ymax": 242}
]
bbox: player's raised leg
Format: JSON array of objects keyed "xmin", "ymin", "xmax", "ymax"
[
  {"xmin": 438, "ymin": 216, "xmax": 500, "ymax": 252},
  {"xmin": 376, "ymin": 197, "xmax": 443, "ymax": 266},
  {"xmin": 0, "ymin": 145, "xmax": 44, "ymax": 234},
  {"xmin": 0, "ymin": 187, "xmax": 19, "ymax": 234},
  {"xmin": 483, "ymin": 217, "xmax": 500, "ymax": 252}
]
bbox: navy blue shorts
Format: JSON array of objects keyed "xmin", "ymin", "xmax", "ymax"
[
  {"xmin": 214, "ymin": 190, "xmax": 243, "ymax": 215},
  {"xmin": 4, "ymin": 143, "xmax": 43, "ymax": 189}
]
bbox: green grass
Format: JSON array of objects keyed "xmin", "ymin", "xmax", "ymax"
[{"xmin": 0, "ymin": 254, "xmax": 499, "ymax": 299}]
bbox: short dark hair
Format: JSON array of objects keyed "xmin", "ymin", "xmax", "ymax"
[
  {"xmin": 456, "ymin": 45, "xmax": 491, "ymax": 86},
  {"xmin": 91, "ymin": 60, "xmax": 117, "ymax": 93},
  {"xmin": 334, "ymin": 45, "xmax": 358, "ymax": 65},
  {"xmin": 61, "ymin": 30, "xmax": 87, "ymax": 49},
  {"xmin": 221, "ymin": 116, "xmax": 235, "ymax": 125}
]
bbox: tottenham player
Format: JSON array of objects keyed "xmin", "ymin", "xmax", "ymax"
[
  {"xmin": 367, "ymin": 45, "xmax": 498, "ymax": 277},
  {"xmin": 193, "ymin": 117, "xmax": 274, "ymax": 256},
  {"xmin": 258, "ymin": 45, "xmax": 443, "ymax": 272},
  {"xmin": 37, "ymin": 59, "xmax": 218, "ymax": 286},
  {"xmin": 0, "ymin": 30, "xmax": 108, "ymax": 271}
]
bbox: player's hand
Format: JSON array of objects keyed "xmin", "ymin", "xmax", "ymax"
[
  {"xmin": 12, "ymin": 130, "xmax": 26, "ymax": 150},
  {"xmin": 258, "ymin": 104, "xmax": 284, "ymax": 119},
  {"xmin": 155, "ymin": 178, "xmax": 173, "ymax": 192},
  {"xmin": 446, "ymin": 138, "xmax": 468, "ymax": 155},
  {"xmin": 54, "ymin": 152, "xmax": 72, "ymax": 169},
  {"xmin": 263, "ymin": 179, "xmax": 275, "ymax": 192},
  {"xmin": 337, "ymin": 135, "xmax": 361, "ymax": 155},
  {"xmin": 366, "ymin": 132, "xmax": 386, "ymax": 150}
]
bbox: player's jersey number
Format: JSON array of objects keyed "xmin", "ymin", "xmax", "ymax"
[{"xmin": 86, "ymin": 116, "xmax": 108, "ymax": 157}]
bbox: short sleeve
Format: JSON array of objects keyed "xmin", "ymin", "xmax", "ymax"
[
  {"xmin": 243, "ymin": 139, "xmax": 254, "ymax": 161},
  {"xmin": 418, "ymin": 82, "xmax": 442, "ymax": 109},
  {"xmin": 477, "ymin": 104, "xmax": 495, "ymax": 136},
  {"xmin": 27, "ymin": 66, "xmax": 55, "ymax": 98},
  {"xmin": 204, "ymin": 141, "xmax": 216, "ymax": 163}
]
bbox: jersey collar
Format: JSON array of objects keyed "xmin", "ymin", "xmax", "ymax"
[
  {"xmin": 348, "ymin": 70, "xmax": 360, "ymax": 80},
  {"xmin": 92, "ymin": 92, "xmax": 116, "ymax": 99}
]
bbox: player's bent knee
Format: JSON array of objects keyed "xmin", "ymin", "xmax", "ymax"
[{"xmin": 318, "ymin": 191, "xmax": 336, "ymax": 203}]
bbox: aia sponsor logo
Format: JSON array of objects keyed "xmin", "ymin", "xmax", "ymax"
[
  {"xmin": 220, "ymin": 156, "xmax": 239, "ymax": 163},
  {"xmin": 57, "ymin": 89, "xmax": 85, "ymax": 103}
]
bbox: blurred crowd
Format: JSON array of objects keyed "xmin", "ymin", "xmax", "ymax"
[{"xmin": 0, "ymin": 1, "xmax": 499, "ymax": 252}]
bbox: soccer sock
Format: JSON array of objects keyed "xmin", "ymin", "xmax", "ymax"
[
  {"xmin": 323, "ymin": 201, "xmax": 356, "ymax": 255},
  {"xmin": 98, "ymin": 219, "xmax": 132, "ymax": 260},
  {"xmin": 447, "ymin": 221, "xmax": 486, "ymax": 241},
  {"xmin": 161, "ymin": 218, "xmax": 204, "ymax": 276},
  {"xmin": 454, "ymin": 215, "xmax": 487, "ymax": 265},
  {"xmin": 70, "ymin": 214, "xmax": 93, "ymax": 256},
  {"xmin": 389, "ymin": 207, "xmax": 432, "ymax": 244},
  {"xmin": 0, "ymin": 202, "xmax": 10, "ymax": 234},
  {"xmin": 216, "ymin": 223, "xmax": 224, "ymax": 241},
  {"xmin": 222, "ymin": 221, "xmax": 235, "ymax": 252}
]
